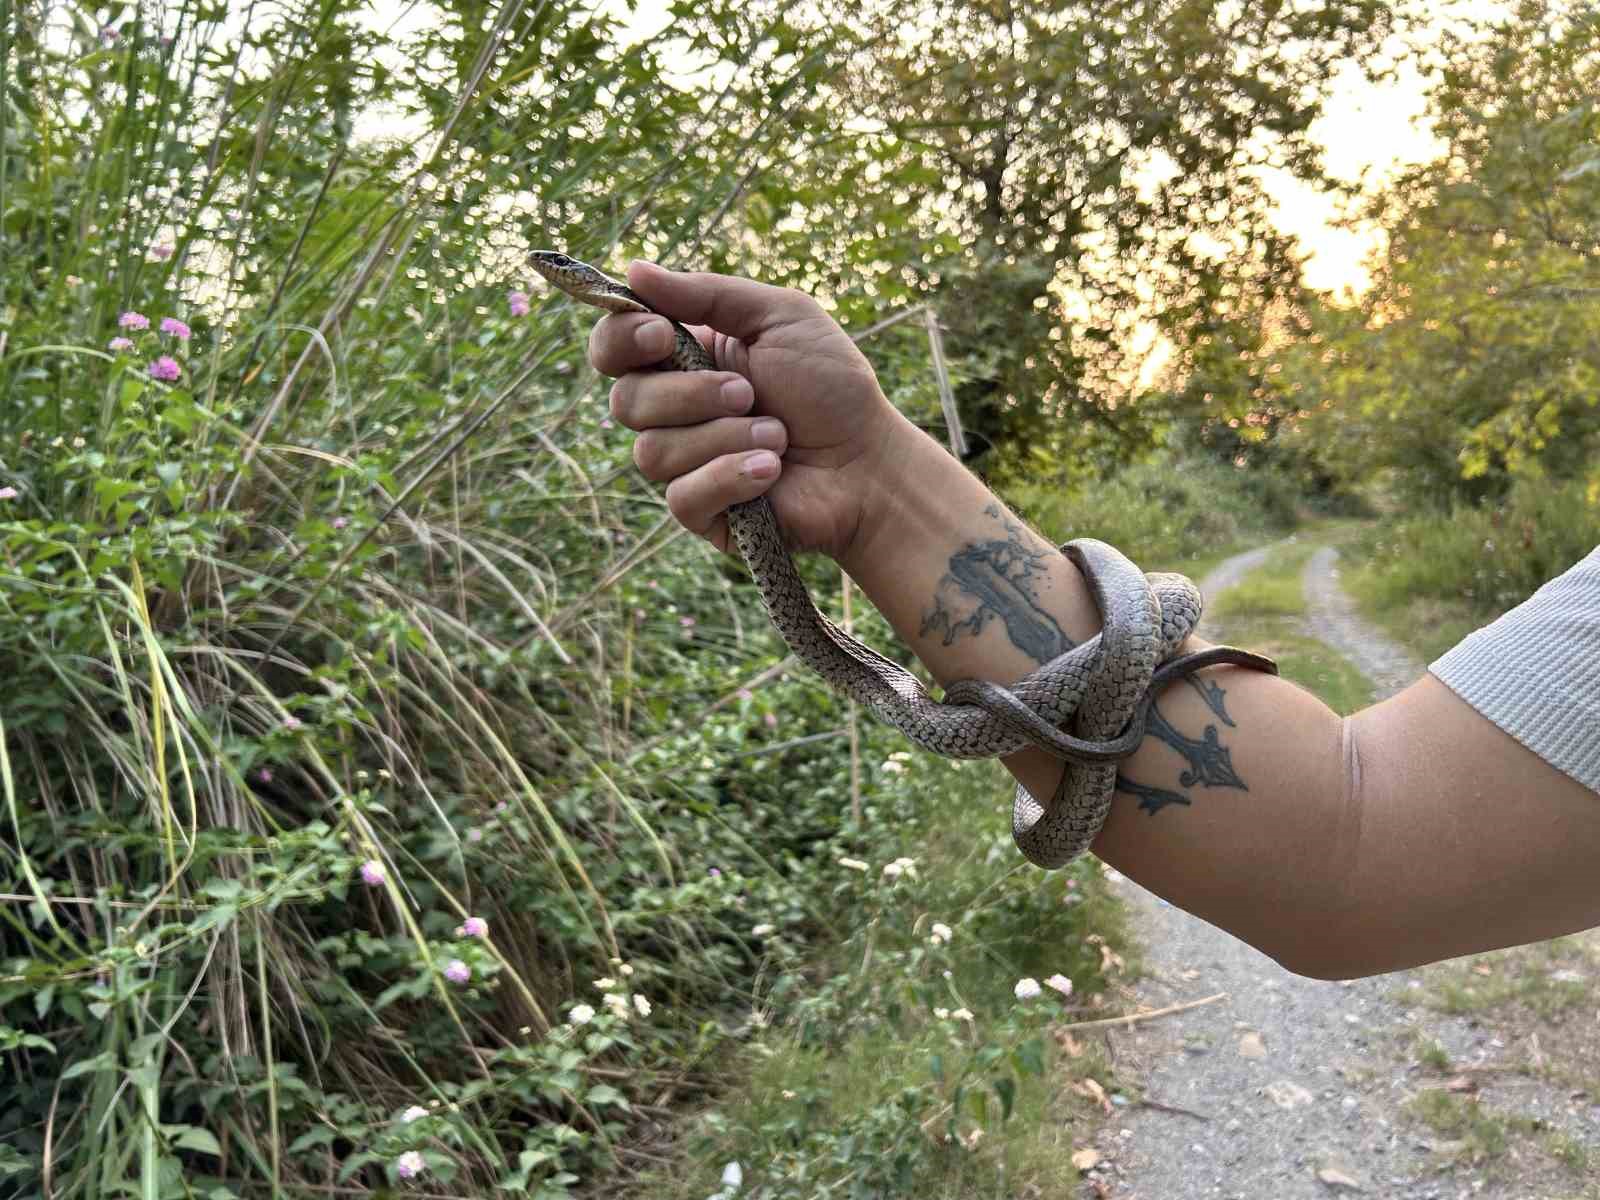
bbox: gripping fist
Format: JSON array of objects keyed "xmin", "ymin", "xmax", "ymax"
[{"xmin": 585, "ymin": 261, "xmax": 900, "ymax": 560}]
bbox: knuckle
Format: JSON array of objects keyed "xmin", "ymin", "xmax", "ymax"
[
  {"xmin": 632, "ymin": 430, "xmax": 665, "ymax": 478},
  {"xmin": 608, "ymin": 379, "xmax": 634, "ymax": 425},
  {"xmin": 663, "ymin": 478, "xmax": 698, "ymax": 529},
  {"xmin": 587, "ymin": 318, "xmax": 624, "ymax": 376}
]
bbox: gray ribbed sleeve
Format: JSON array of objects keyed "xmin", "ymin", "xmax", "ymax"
[{"xmin": 1429, "ymin": 545, "xmax": 1600, "ymax": 795}]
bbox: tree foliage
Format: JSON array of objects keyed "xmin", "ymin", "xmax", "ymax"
[
  {"xmin": 1182, "ymin": 0, "xmax": 1600, "ymax": 505},
  {"xmin": 648, "ymin": 0, "xmax": 1403, "ymax": 476}
]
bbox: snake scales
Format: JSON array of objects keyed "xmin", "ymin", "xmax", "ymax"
[{"xmin": 530, "ymin": 250, "xmax": 1278, "ymax": 867}]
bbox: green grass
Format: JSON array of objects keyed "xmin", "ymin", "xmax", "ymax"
[
  {"xmin": 1343, "ymin": 479, "xmax": 1600, "ymax": 661},
  {"xmin": 1205, "ymin": 540, "xmax": 1375, "ymax": 716},
  {"xmin": 1409, "ymin": 939, "xmax": 1597, "ymax": 1020},
  {"xmin": 1007, "ymin": 453, "xmax": 1307, "ymax": 575},
  {"xmin": 621, "ymin": 757, "xmax": 1133, "ymax": 1199},
  {"xmin": 1408, "ymin": 1088, "xmax": 1516, "ymax": 1161}
]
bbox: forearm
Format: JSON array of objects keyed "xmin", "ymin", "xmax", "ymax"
[{"xmin": 834, "ymin": 417, "xmax": 1600, "ymax": 980}]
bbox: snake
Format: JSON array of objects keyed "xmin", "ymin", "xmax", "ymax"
[{"xmin": 529, "ymin": 250, "xmax": 1278, "ymax": 867}]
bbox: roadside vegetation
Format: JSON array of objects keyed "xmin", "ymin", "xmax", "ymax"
[{"xmin": 2, "ymin": 0, "xmax": 1597, "ymax": 1197}]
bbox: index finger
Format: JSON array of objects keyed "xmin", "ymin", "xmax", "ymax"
[
  {"xmin": 587, "ymin": 310, "xmax": 713, "ymax": 378},
  {"xmin": 625, "ymin": 261, "xmax": 821, "ymax": 340}
]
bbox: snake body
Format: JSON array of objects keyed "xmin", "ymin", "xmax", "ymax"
[{"xmin": 530, "ymin": 250, "xmax": 1277, "ymax": 867}]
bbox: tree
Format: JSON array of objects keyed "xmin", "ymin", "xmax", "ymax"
[
  {"xmin": 668, "ymin": 0, "xmax": 1404, "ymax": 476},
  {"xmin": 1287, "ymin": 0, "xmax": 1600, "ymax": 503}
]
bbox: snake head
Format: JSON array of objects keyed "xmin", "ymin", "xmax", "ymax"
[{"xmin": 528, "ymin": 249, "xmax": 647, "ymax": 314}]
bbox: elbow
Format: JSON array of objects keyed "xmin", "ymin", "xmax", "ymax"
[{"xmin": 1254, "ymin": 715, "xmax": 1391, "ymax": 981}]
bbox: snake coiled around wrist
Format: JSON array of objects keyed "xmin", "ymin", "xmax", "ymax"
[{"xmin": 530, "ymin": 250, "xmax": 1278, "ymax": 867}]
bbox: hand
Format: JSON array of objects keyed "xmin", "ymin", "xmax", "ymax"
[{"xmin": 586, "ymin": 261, "xmax": 902, "ymax": 560}]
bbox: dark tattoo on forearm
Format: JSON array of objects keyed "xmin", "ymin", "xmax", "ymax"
[
  {"xmin": 1115, "ymin": 775, "xmax": 1191, "ymax": 816},
  {"xmin": 1144, "ymin": 704, "xmax": 1247, "ymax": 790},
  {"xmin": 1116, "ymin": 678, "xmax": 1249, "ymax": 817},
  {"xmin": 919, "ymin": 504, "xmax": 1072, "ymax": 663},
  {"xmin": 1185, "ymin": 674, "xmax": 1235, "ymax": 726}
]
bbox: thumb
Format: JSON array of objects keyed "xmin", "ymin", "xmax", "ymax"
[{"xmin": 626, "ymin": 260, "xmax": 819, "ymax": 341}]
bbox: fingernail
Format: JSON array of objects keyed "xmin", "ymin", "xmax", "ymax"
[
  {"xmin": 720, "ymin": 378, "xmax": 753, "ymax": 413},
  {"xmin": 634, "ymin": 320, "xmax": 672, "ymax": 356},
  {"xmin": 751, "ymin": 418, "xmax": 786, "ymax": 450},
  {"xmin": 742, "ymin": 451, "xmax": 779, "ymax": 480}
]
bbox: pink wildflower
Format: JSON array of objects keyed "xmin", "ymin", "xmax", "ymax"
[
  {"xmin": 255, "ymin": 767, "xmax": 273, "ymax": 784},
  {"xmin": 159, "ymin": 317, "xmax": 191, "ymax": 340},
  {"xmin": 331, "ymin": 516, "xmax": 348, "ymax": 530},
  {"xmin": 444, "ymin": 959, "xmax": 470, "ymax": 984},
  {"xmin": 148, "ymin": 356, "xmax": 181, "ymax": 382},
  {"xmin": 395, "ymin": 1150, "xmax": 426, "ymax": 1179},
  {"xmin": 150, "ymin": 243, "xmax": 174, "ymax": 260},
  {"xmin": 736, "ymin": 689, "xmax": 753, "ymax": 701},
  {"xmin": 1044, "ymin": 973, "xmax": 1074, "ymax": 998},
  {"xmin": 508, "ymin": 291, "xmax": 530, "ymax": 317},
  {"xmin": 600, "ymin": 418, "xmax": 613, "ymax": 429},
  {"xmin": 456, "ymin": 916, "xmax": 489, "ymax": 938},
  {"xmin": 466, "ymin": 827, "xmax": 483, "ymax": 843},
  {"xmin": 359, "ymin": 860, "xmax": 385, "ymax": 886},
  {"xmin": 0, "ymin": 486, "xmax": 17, "ymax": 501},
  {"xmin": 763, "ymin": 712, "xmax": 778, "ymax": 729},
  {"xmin": 119, "ymin": 311, "xmax": 150, "ymax": 330},
  {"xmin": 708, "ymin": 867, "xmax": 721, "ymax": 878},
  {"xmin": 680, "ymin": 616, "xmax": 696, "ymax": 628},
  {"xmin": 108, "ymin": 337, "xmax": 133, "ymax": 352},
  {"xmin": 100, "ymin": 25, "xmax": 118, "ymax": 41}
]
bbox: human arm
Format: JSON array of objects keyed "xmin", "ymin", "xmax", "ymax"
[{"xmin": 585, "ymin": 261, "xmax": 1600, "ymax": 980}]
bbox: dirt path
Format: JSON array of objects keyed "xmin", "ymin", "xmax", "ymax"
[
  {"xmin": 1076, "ymin": 542, "xmax": 1600, "ymax": 1200},
  {"xmin": 1300, "ymin": 546, "xmax": 1426, "ymax": 697}
]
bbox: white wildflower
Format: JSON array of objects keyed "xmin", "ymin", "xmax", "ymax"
[
  {"xmin": 568, "ymin": 1003, "xmax": 596, "ymax": 1025},
  {"xmin": 951, "ymin": 1007, "xmax": 974, "ymax": 1022},
  {"xmin": 837, "ymin": 857, "xmax": 869, "ymax": 872},
  {"xmin": 721, "ymin": 1161, "xmax": 743, "ymax": 1191},
  {"xmin": 632, "ymin": 993, "xmax": 651, "ymax": 1017},
  {"xmin": 1044, "ymin": 973, "xmax": 1074, "ymax": 998},
  {"xmin": 1014, "ymin": 977, "xmax": 1042, "ymax": 1000},
  {"xmin": 929, "ymin": 922, "xmax": 953, "ymax": 945},
  {"xmin": 593, "ymin": 976, "xmax": 617, "ymax": 990},
  {"xmin": 751, "ymin": 923, "xmax": 776, "ymax": 936},
  {"xmin": 400, "ymin": 1105, "xmax": 429, "ymax": 1123},
  {"xmin": 934, "ymin": 1007, "xmax": 950, "ymax": 1019},
  {"xmin": 881, "ymin": 856, "xmax": 917, "ymax": 880},
  {"xmin": 603, "ymin": 992, "xmax": 630, "ymax": 1017}
]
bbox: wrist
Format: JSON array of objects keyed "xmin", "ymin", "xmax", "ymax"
[{"xmin": 836, "ymin": 411, "xmax": 956, "ymax": 580}]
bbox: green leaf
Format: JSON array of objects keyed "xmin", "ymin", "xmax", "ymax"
[
  {"xmin": 585, "ymin": 1083, "xmax": 628, "ymax": 1108},
  {"xmin": 966, "ymin": 1088, "xmax": 988, "ymax": 1124},
  {"xmin": 1014, "ymin": 1037, "xmax": 1045, "ymax": 1078},
  {"xmin": 992, "ymin": 1076, "xmax": 1015, "ymax": 1122},
  {"xmin": 928, "ymin": 1052, "xmax": 944, "ymax": 1083},
  {"xmin": 163, "ymin": 1125, "xmax": 223, "ymax": 1156},
  {"xmin": 61, "ymin": 1051, "xmax": 116, "ymax": 1080}
]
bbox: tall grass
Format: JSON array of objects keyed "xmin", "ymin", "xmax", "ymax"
[
  {"xmin": 1007, "ymin": 452, "xmax": 1312, "ymax": 573},
  {"xmin": 1344, "ymin": 478, "xmax": 1600, "ymax": 662},
  {"xmin": 0, "ymin": 4, "xmax": 1125, "ymax": 1195}
]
